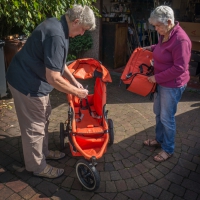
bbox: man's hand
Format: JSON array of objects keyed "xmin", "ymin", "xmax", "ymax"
[
  {"xmin": 148, "ymin": 75, "xmax": 156, "ymax": 83},
  {"xmin": 77, "ymin": 88, "xmax": 88, "ymax": 99},
  {"xmin": 73, "ymin": 80, "xmax": 83, "ymax": 88}
]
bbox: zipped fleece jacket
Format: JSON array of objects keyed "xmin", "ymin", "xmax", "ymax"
[{"xmin": 151, "ymin": 22, "xmax": 191, "ymax": 88}]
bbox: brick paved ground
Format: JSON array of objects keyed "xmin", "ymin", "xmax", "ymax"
[{"xmin": 0, "ymin": 73, "xmax": 200, "ymax": 200}]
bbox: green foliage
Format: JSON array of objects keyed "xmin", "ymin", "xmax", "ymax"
[
  {"xmin": 69, "ymin": 31, "xmax": 93, "ymax": 58},
  {"xmin": 0, "ymin": 0, "xmax": 99, "ymax": 38},
  {"xmin": 67, "ymin": 54, "xmax": 77, "ymax": 62}
]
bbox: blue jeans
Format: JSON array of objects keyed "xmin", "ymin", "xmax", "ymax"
[{"xmin": 153, "ymin": 84, "xmax": 186, "ymax": 154}]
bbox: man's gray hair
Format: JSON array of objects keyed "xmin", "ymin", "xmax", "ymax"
[
  {"xmin": 66, "ymin": 4, "xmax": 96, "ymax": 30},
  {"xmin": 148, "ymin": 6, "xmax": 174, "ymax": 26}
]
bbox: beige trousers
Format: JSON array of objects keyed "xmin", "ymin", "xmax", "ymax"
[{"xmin": 8, "ymin": 84, "xmax": 51, "ymax": 173}]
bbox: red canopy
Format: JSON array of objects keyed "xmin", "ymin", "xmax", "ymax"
[{"xmin": 67, "ymin": 58, "xmax": 112, "ymax": 83}]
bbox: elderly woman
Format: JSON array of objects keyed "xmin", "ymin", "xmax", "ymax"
[
  {"xmin": 143, "ymin": 6, "xmax": 191, "ymax": 162},
  {"xmin": 6, "ymin": 5, "xmax": 96, "ymax": 178}
]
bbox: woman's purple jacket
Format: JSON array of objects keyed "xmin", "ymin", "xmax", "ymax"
[{"xmin": 151, "ymin": 22, "xmax": 192, "ymax": 88}]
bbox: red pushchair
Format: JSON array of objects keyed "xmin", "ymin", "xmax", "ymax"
[{"xmin": 60, "ymin": 58, "xmax": 114, "ymax": 191}]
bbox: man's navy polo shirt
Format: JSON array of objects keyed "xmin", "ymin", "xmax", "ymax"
[{"xmin": 6, "ymin": 15, "xmax": 69, "ymax": 97}]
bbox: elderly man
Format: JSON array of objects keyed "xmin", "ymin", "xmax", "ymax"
[{"xmin": 6, "ymin": 4, "xmax": 96, "ymax": 178}]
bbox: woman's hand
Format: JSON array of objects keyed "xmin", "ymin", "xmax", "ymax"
[
  {"xmin": 143, "ymin": 46, "xmax": 152, "ymax": 51},
  {"xmin": 148, "ymin": 75, "xmax": 156, "ymax": 83}
]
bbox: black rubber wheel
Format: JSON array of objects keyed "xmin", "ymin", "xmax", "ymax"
[
  {"xmin": 108, "ymin": 119, "xmax": 114, "ymax": 145},
  {"xmin": 60, "ymin": 122, "xmax": 65, "ymax": 150},
  {"xmin": 76, "ymin": 159, "xmax": 100, "ymax": 191}
]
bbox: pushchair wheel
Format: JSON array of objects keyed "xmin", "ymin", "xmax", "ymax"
[
  {"xmin": 76, "ymin": 159, "xmax": 100, "ymax": 191},
  {"xmin": 60, "ymin": 122, "xmax": 65, "ymax": 150},
  {"xmin": 108, "ymin": 119, "xmax": 114, "ymax": 145}
]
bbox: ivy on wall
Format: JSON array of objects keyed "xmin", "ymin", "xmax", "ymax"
[{"xmin": 0, "ymin": 0, "xmax": 99, "ymax": 38}]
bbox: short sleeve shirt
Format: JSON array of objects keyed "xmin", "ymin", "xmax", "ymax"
[{"xmin": 6, "ymin": 15, "xmax": 69, "ymax": 97}]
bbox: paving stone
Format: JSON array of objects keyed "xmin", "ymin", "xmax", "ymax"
[
  {"xmin": 6, "ymin": 179, "xmax": 28, "ymax": 193},
  {"xmin": 105, "ymin": 163, "xmax": 115, "ymax": 172},
  {"xmin": 171, "ymin": 165, "xmax": 190, "ymax": 177},
  {"xmin": 104, "ymin": 154, "xmax": 115, "ymax": 162},
  {"xmin": 113, "ymin": 161, "xmax": 124, "ymax": 170},
  {"xmin": 182, "ymin": 179, "xmax": 200, "ymax": 193},
  {"xmin": 115, "ymin": 180, "xmax": 127, "ymax": 192},
  {"xmin": 184, "ymin": 189, "xmax": 198, "ymax": 200},
  {"xmin": 189, "ymin": 172, "xmax": 200, "ymax": 184},
  {"xmin": 169, "ymin": 183, "xmax": 185, "ymax": 197},
  {"xmin": 188, "ymin": 147, "xmax": 200, "ymax": 156},
  {"xmin": 122, "ymin": 189, "xmax": 143, "ymax": 199},
  {"xmin": 105, "ymin": 181, "xmax": 117, "ymax": 193},
  {"xmin": 126, "ymin": 147, "xmax": 138, "ymax": 155},
  {"xmin": 36, "ymin": 181, "xmax": 59, "ymax": 197},
  {"xmin": 149, "ymin": 168, "xmax": 164, "ymax": 179},
  {"xmin": 29, "ymin": 193, "xmax": 51, "ymax": 200},
  {"xmin": 100, "ymin": 171, "xmax": 110, "ymax": 181},
  {"xmin": 156, "ymin": 164, "xmax": 170, "ymax": 175},
  {"xmin": 71, "ymin": 190, "xmax": 95, "ymax": 200},
  {"xmin": 125, "ymin": 178, "xmax": 139, "ymax": 190},
  {"xmin": 113, "ymin": 193, "xmax": 128, "ymax": 200},
  {"xmin": 128, "ymin": 156, "xmax": 141, "ymax": 165},
  {"xmin": 192, "ymin": 155, "xmax": 200, "ymax": 165},
  {"xmin": 121, "ymin": 159, "xmax": 133, "ymax": 168},
  {"xmin": 172, "ymin": 195, "xmax": 184, "ymax": 200},
  {"xmin": 181, "ymin": 138, "xmax": 196, "ymax": 147},
  {"xmin": 165, "ymin": 172, "xmax": 183, "ymax": 185},
  {"xmin": 142, "ymin": 172, "xmax": 157, "ymax": 183},
  {"xmin": 141, "ymin": 184, "xmax": 162, "ymax": 198},
  {"xmin": 135, "ymin": 152, "xmax": 148, "ymax": 161},
  {"xmin": 0, "ymin": 186, "xmax": 14, "ymax": 200},
  {"xmin": 19, "ymin": 185, "xmax": 36, "ymax": 199},
  {"xmin": 90, "ymin": 194, "xmax": 107, "ymax": 200},
  {"xmin": 118, "ymin": 169, "xmax": 131, "ymax": 179},
  {"xmin": 178, "ymin": 158, "xmax": 197, "ymax": 171},
  {"xmin": 119, "ymin": 149, "xmax": 132, "ymax": 159},
  {"xmin": 135, "ymin": 163, "xmax": 149, "ymax": 173},
  {"xmin": 140, "ymin": 193, "xmax": 154, "ymax": 200},
  {"xmin": 6, "ymin": 193, "xmax": 23, "ymax": 200},
  {"xmin": 71, "ymin": 179, "xmax": 82, "ymax": 190},
  {"xmin": 161, "ymin": 161, "xmax": 175, "ymax": 170},
  {"xmin": 159, "ymin": 190, "xmax": 174, "ymax": 200},
  {"xmin": 61, "ymin": 176, "xmax": 74, "ymax": 188},
  {"xmin": 26, "ymin": 177, "xmax": 43, "ymax": 187},
  {"xmin": 154, "ymin": 178, "xmax": 171, "ymax": 190},
  {"xmin": 142, "ymin": 160, "xmax": 155, "ymax": 170},
  {"xmin": 99, "ymin": 192, "xmax": 116, "ymax": 200},
  {"xmin": 134, "ymin": 175, "xmax": 148, "ymax": 187},
  {"xmin": 0, "ymin": 183, "xmax": 4, "ymax": 190},
  {"xmin": 110, "ymin": 171, "xmax": 121, "ymax": 181},
  {"xmin": 128, "ymin": 167, "xmax": 141, "ymax": 177},
  {"xmin": 52, "ymin": 189, "xmax": 76, "ymax": 200}
]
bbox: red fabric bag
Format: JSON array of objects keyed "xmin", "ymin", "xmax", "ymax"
[{"xmin": 120, "ymin": 48, "xmax": 156, "ymax": 97}]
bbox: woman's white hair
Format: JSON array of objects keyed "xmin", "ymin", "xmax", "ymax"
[
  {"xmin": 148, "ymin": 5, "xmax": 174, "ymax": 26},
  {"xmin": 66, "ymin": 4, "xmax": 96, "ymax": 30}
]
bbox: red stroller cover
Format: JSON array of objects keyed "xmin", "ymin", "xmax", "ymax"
[
  {"xmin": 120, "ymin": 48, "xmax": 156, "ymax": 97},
  {"xmin": 67, "ymin": 58, "xmax": 112, "ymax": 83}
]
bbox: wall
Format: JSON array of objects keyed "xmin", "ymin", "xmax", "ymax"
[{"xmin": 81, "ymin": 1, "xmax": 101, "ymax": 61}]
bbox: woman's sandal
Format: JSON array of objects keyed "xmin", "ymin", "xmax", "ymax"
[
  {"xmin": 34, "ymin": 164, "xmax": 64, "ymax": 179},
  {"xmin": 46, "ymin": 150, "xmax": 65, "ymax": 160},
  {"xmin": 143, "ymin": 139, "xmax": 161, "ymax": 147},
  {"xmin": 154, "ymin": 150, "xmax": 172, "ymax": 162}
]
